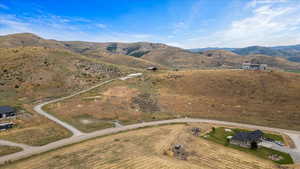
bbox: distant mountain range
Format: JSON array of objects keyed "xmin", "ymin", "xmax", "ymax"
[
  {"xmin": 1, "ymin": 33, "xmax": 300, "ymax": 71},
  {"xmin": 189, "ymin": 45, "xmax": 300, "ymax": 62}
]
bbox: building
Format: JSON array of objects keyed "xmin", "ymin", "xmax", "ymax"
[
  {"xmin": 0, "ymin": 106, "xmax": 16, "ymax": 119},
  {"xmin": 0, "ymin": 122, "xmax": 14, "ymax": 131},
  {"xmin": 146, "ymin": 66, "xmax": 157, "ymax": 71},
  {"xmin": 242, "ymin": 63, "xmax": 267, "ymax": 70},
  {"xmin": 230, "ymin": 130, "xmax": 264, "ymax": 149}
]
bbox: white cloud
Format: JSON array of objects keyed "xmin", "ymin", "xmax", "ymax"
[
  {"xmin": 0, "ymin": 14, "xmax": 157, "ymax": 43},
  {"xmin": 0, "ymin": 3, "xmax": 9, "ymax": 9},
  {"xmin": 184, "ymin": 1, "xmax": 300, "ymax": 48},
  {"xmin": 247, "ymin": 0, "xmax": 288, "ymax": 8},
  {"xmin": 95, "ymin": 23, "xmax": 107, "ymax": 29}
]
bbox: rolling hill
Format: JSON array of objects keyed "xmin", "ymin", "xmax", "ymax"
[
  {"xmin": 0, "ymin": 47, "xmax": 129, "ymax": 106},
  {"xmin": 189, "ymin": 44, "xmax": 300, "ymax": 63},
  {"xmin": 1, "ymin": 33, "xmax": 300, "ymax": 70}
]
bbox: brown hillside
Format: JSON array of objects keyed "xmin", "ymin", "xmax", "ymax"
[
  {"xmin": 46, "ymin": 70, "xmax": 300, "ymax": 131},
  {"xmin": 0, "ymin": 33, "xmax": 65, "ymax": 49},
  {"xmin": 0, "ymin": 47, "xmax": 127, "ymax": 105},
  {"xmin": 1, "ymin": 33, "xmax": 300, "ymax": 70},
  {"xmin": 156, "ymin": 70, "xmax": 300, "ymax": 130}
]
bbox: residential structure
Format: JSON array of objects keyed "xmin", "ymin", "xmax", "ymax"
[
  {"xmin": 242, "ymin": 63, "xmax": 267, "ymax": 70},
  {"xmin": 0, "ymin": 106, "xmax": 16, "ymax": 119},
  {"xmin": 230, "ymin": 130, "xmax": 264, "ymax": 149},
  {"xmin": 0, "ymin": 122, "xmax": 14, "ymax": 131},
  {"xmin": 146, "ymin": 66, "xmax": 157, "ymax": 71}
]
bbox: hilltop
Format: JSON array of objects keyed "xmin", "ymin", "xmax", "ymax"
[
  {"xmin": 190, "ymin": 44, "xmax": 300, "ymax": 63},
  {"xmin": 2, "ymin": 33, "xmax": 300, "ymax": 70}
]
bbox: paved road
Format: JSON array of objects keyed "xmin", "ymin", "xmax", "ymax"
[
  {"xmin": 0, "ymin": 140, "xmax": 33, "ymax": 150},
  {"xmin": 0, "ymin": 73, "xmax": 300, "ymax": 165},
  {"xmin": 0, "ymin": 118, "xmax": 300, "ymax": 165},
  {"xmin": 33, "ymin": 73, "xmax": 143, "ymax": 136}
]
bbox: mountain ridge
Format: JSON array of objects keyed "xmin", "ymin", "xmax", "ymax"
[{"xmin": 1, "ymin": 33, "xmax": 300, "ymax": 70}]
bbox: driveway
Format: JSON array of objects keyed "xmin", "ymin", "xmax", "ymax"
[
  {"xmin": 0, "ymin": 73, "xmax": 299, "ymax": 165},
  {"xmin": 0, "ymin": 118, "xmax": 300, "ymax": 165}
]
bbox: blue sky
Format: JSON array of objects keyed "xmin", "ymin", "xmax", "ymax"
[{"xmin": 0, "ymin": 0, "xmax": 300, "ymax": 48}]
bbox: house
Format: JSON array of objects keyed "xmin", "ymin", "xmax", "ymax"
[
  {"xmin": 0, "ymin": 106, "xmax": 16, "ymax": 119},
  {"xmin": 0, "ymin": 122, "xmax": 14, "ymax": 131},
  {"xmin": 230, "ymin": 130, "xmax": 264, "ymax": 149},
  {"xmin": 242, "ymin": 63, "xmax": 267, "ymax": 70},
  {"xmin": 146, "ymin": 66, "xmax": 157, "ymax": 71}
]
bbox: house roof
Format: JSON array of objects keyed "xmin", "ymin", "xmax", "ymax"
[
  {"xmin": 0, "ymin": 106, "xmax": 15, "ymax": 114},
  {"xmin": 146, "ymin": 66, "xmax": 157, "ymax": 70},
  {"xmin": 231, "ymin": 130, "xmax": 263, "ymax": 142}
]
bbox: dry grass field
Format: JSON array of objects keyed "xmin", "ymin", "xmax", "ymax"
[
  {"xmin": 0, "ymin": 145, "xmax": 22, "ymax": 156},
  {"xmin": 46, "ymin": 70, "xmax": 300, "ymax": 132},
  {"xmin": 1, "ymin": 124, "xmax": 287, "ymax": 169},
  {"xmin": 0, "ymin": 104, "xmax": 72, "ymax": 146},
  {"xmin": 0, "ymin": 46, "xmax": 128, "ymax": 145}
]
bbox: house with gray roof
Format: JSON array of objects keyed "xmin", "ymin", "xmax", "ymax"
[
  {"xmin": 230, "ymin": 130, "xmax": 264, "ymax": 149},
  {"xmin": 0, "ymin": 106, "xmax": 16, "ymax": 119}
]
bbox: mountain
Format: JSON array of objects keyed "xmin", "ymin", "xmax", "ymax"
[
  {"xmin": 233, "ymin": 46, "xmax": 300, "ymax": 58},
  {"xmin": 1, "ymin": 33, "xmax": 300, "ymax": 70},
  {"xmin": 188, "ymin": 47, "xmax": 235, "ymax": 53},
  {"xmin": 189, "ymin": 44, "xmax": 300, "ymax": 63}
]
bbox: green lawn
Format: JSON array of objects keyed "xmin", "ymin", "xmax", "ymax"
[{"xmin": 203, "ymin": 127, "xmax": 293, "ymax": 164}]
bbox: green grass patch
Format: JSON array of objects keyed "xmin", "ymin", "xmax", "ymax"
[{"xmin": 203, "ymin": 127, "xmax": 293, "ymax": 164}]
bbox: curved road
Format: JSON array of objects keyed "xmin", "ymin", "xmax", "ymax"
[{"xmin": 0, "ymin": 73, "xmax": 300, "ymax": 165}]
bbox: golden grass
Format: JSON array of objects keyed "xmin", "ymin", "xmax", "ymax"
[
  {"xmin": 0, "ymin": 146, "xmax": 22, "ymax": 157},
  {"xmin": 1, "ymin": 124, "xmax": 282, "ymax": 169},
  {"xmin": 46, "ymin": 70, "xmax": 300, "ymax": 132}
]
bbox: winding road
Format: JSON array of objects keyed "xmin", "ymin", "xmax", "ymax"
[{"xmin": 0, "ymin": 73, "xmax": 300, "ymax": 165}]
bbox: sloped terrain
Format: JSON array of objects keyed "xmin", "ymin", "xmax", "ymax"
[
  {"xmin": 0, "ymin": 47, "xmax": 129, "ymax": 145},
  {"xmin": 0, "ymin": 47, "xmax": 126, "ymax": 105},
  {"xmin": 1, "ymin": 124, "xmax": 282, "ymax": 169},
  {"xmin": 1, "ymin": 33, "xmax": 300, "ymax": 70},
  {"xmin": 200, "ymin": 50, "xmax": 300, "ymax": 70},
  {"xmin": 46, "ymin": 70, "xmax": 300, "ymax": 131}
]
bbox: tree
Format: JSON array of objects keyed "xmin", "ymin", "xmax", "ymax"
[
  {"xmin": 212, "ymin": 127, "xmax": 216, "ymax": 133},
  {"xmin": 251, "ymin": 141, "xmax": 258, "ymax": 150}
]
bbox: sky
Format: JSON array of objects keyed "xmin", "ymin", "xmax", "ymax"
[{"xmin": 0, "ymin": 0, "xmax": 300, "ymax": 48}]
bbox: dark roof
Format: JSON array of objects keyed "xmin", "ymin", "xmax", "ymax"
[
  {"xmin": 232, "ymin": 130, "xmax": 263, "ymax": 142},
  {"xmin": 146, "ymin": 66, "xmax": 157, "ymax": 70},
  {"xmin": 0, "ymin": 106, "xmax": 15, "ymax": 114}
]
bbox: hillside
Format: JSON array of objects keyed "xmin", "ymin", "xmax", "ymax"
[
  {"xmin": 0, "ymin": 33, "xmax": 66, "ymax": 49},
  {"xmin": 200, "ymin": 50, "xmax": 300, "ymax": 70},
  {"xmin": 46, "ymin": 70, "xmax": 300, "ymax": 131},
  {"xmin": 1, "ymin": 33, "xmax": 300, "ymax": 70},
  {"xmin": 233, "ymin": 46, "xmax": 300, "ymax": 59},
  {"xmin": 62, "ymin": 41, "xmax": 213, "ymax": 69},
  {"xmin": 190, "ymin": 45, "xmax": 300, "ymax": 63},
  {"xmin": 0, "ymin": 47, "xmax": 128, "ymax": 105}
]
